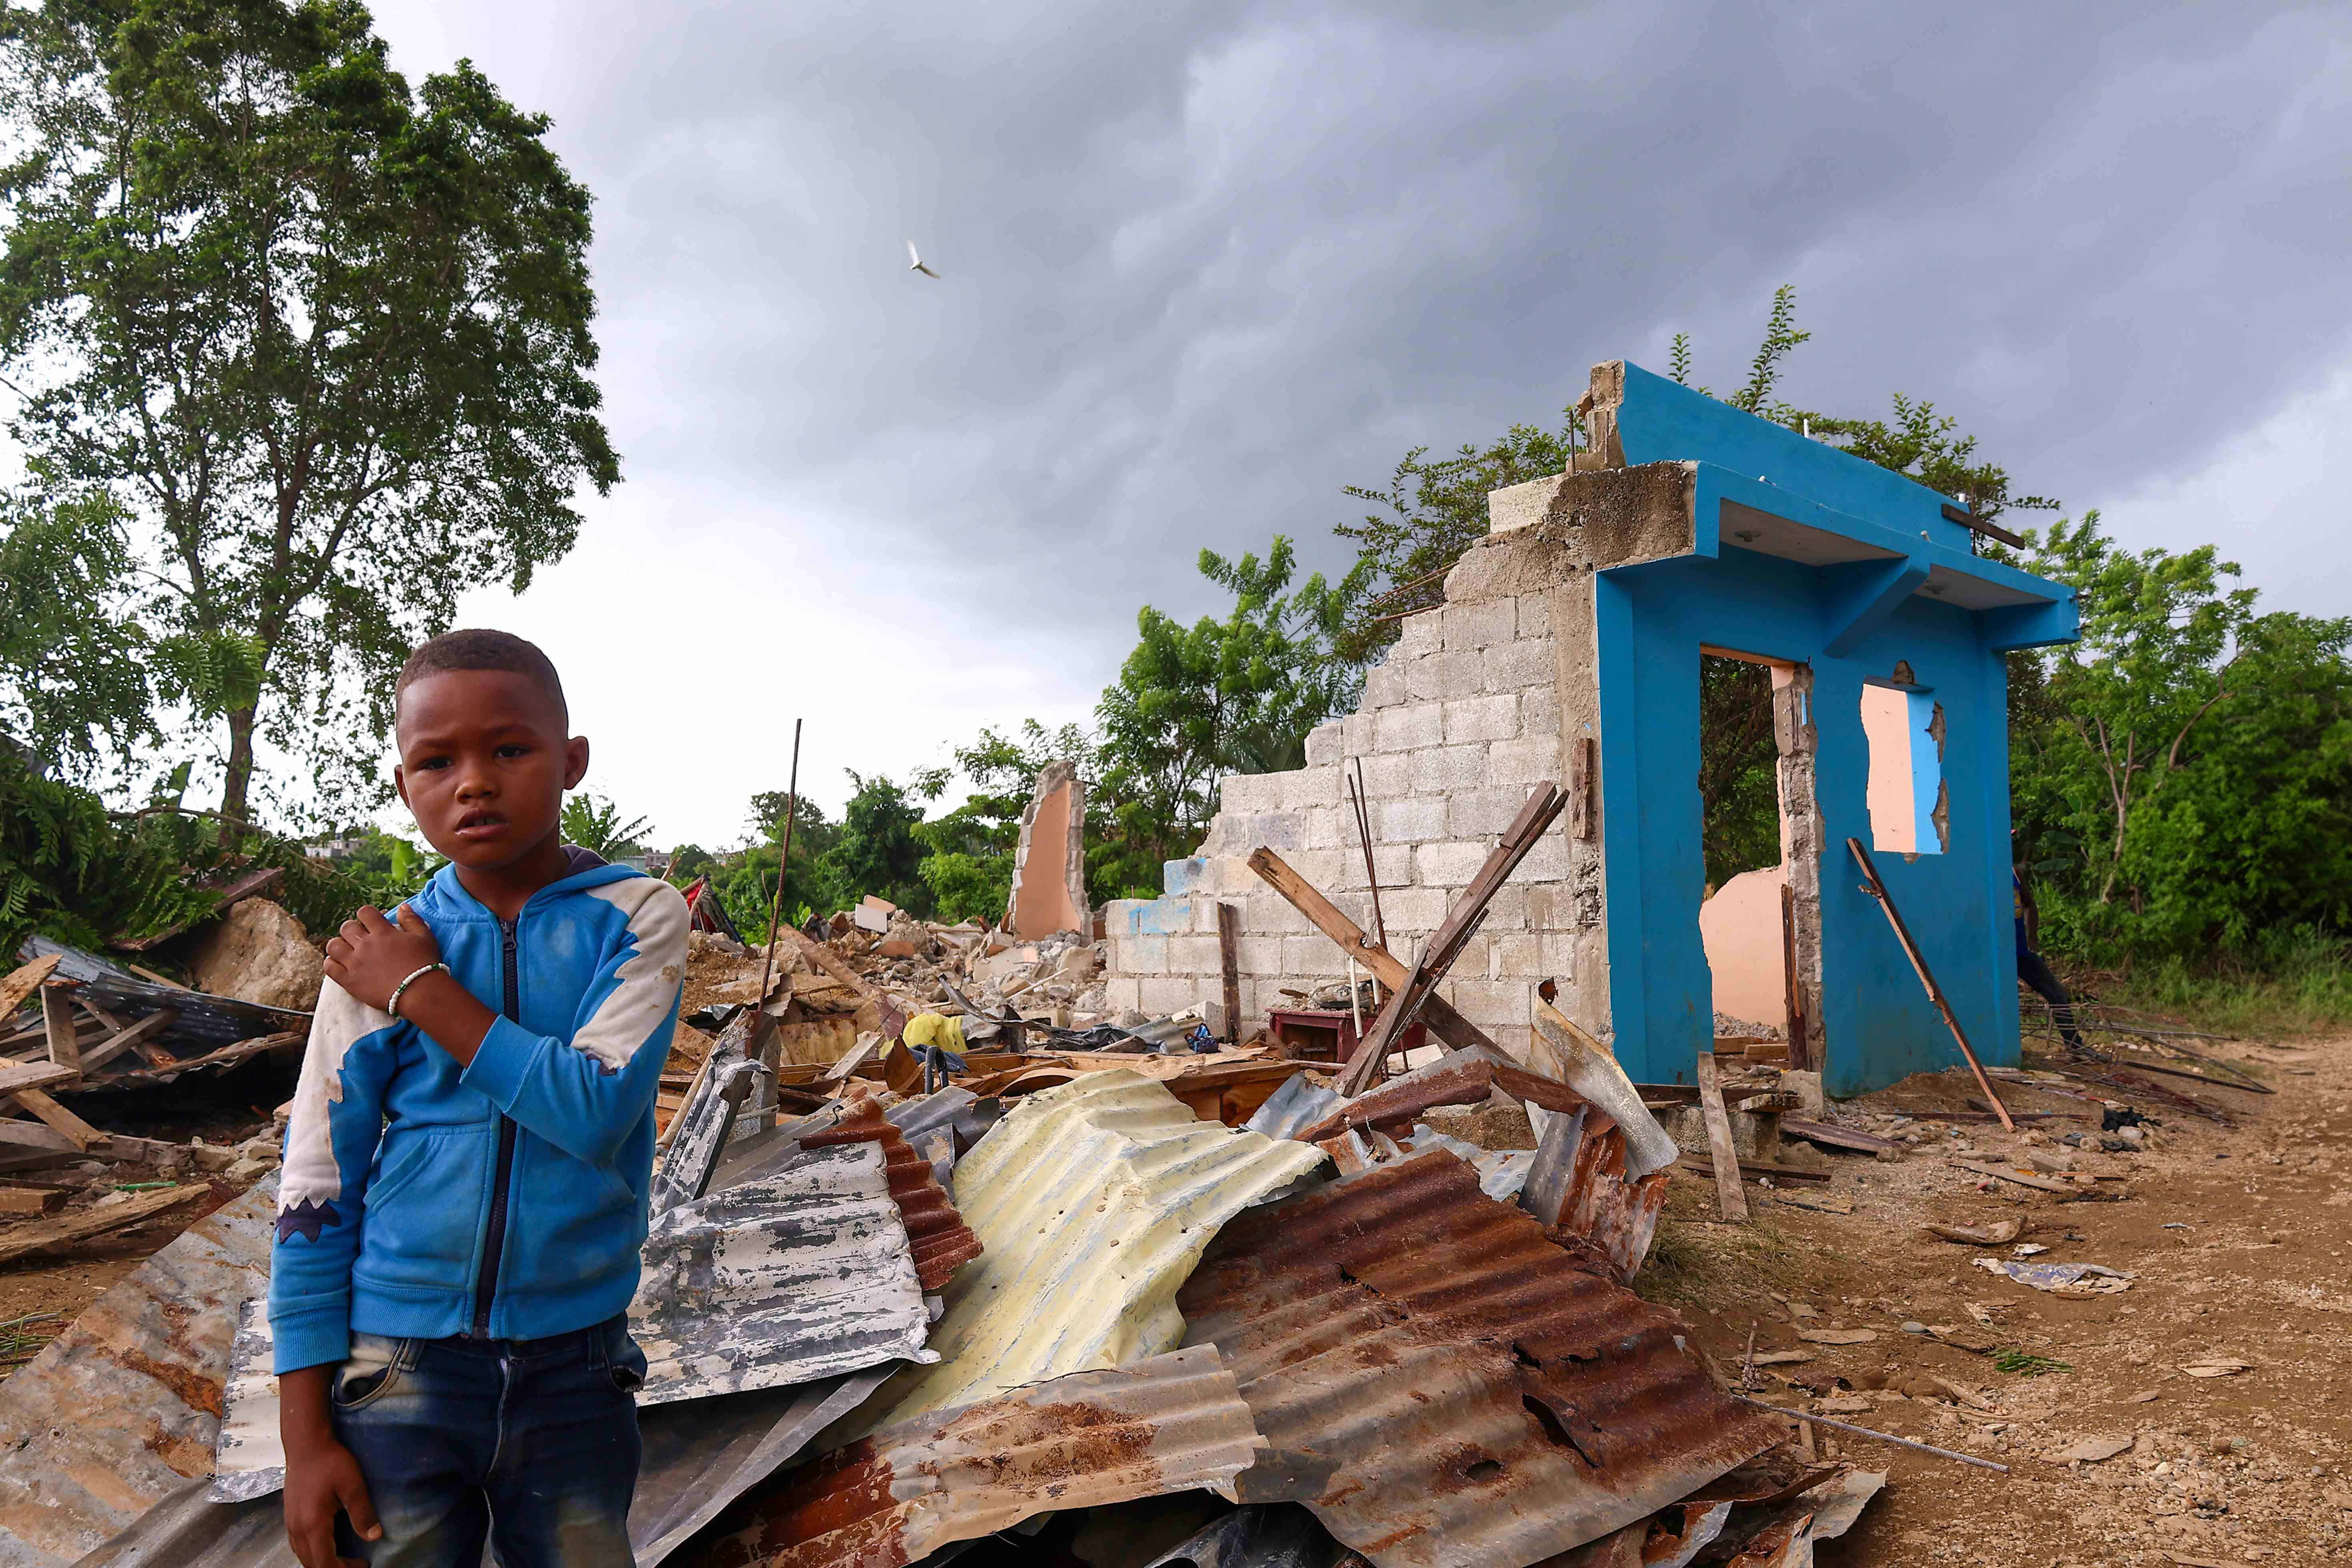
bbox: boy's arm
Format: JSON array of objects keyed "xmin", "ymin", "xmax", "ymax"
[
  {"xmin": 450, "ymin": 881, "xmax": 687, "ymax": 1166},
  {"xmin": 269, "ymin": 978, "xmax": 403, "ymax": 1374}
]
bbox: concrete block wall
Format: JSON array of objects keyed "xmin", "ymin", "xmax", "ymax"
[{"xmin": 1102, "ymin": 525, "xmax": 1603, "ymax": 1062}]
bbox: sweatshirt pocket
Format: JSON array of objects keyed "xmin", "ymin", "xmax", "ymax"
[{"xmin": 354, "ymin": 1124, "xmax": 489, "ymax": 1295}]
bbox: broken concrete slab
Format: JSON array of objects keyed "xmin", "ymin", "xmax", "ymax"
[{"xmin": 1004, "ymin": 759, "xmax": 1087, "ymax": 939}]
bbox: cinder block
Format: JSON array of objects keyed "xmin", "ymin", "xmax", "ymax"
[
  {"xmin": 1410, "ymin": 743, "xmax": 1489, "ymax": 795},
  {"xmin": 1444, "ymin": 693, "xmax": 1519, "ymax": 745},
  {"xmin": 1524, "ymin": 885, "xmax": 1558, "ymax": 930},
  {"xmin": 1448, "ymin": 977, "xmax": 1530, "ymax": 1028},
  {"xmin": 1168, "ymin": 934, "xmax": 1222, "ymax": 976},
  {"xmin": 1305, "ymin": 805, "xmax": 1348, "ymax": 851},
  {"xmin": 1414, "ymin": 839, "xmax": 1491, "ymax": 887},
  {"xmin": 1236, "ymin": 811, "xmax": 1304, "ymax": 852},
  {"xmin": 1344, "ymin": 713, "xmax": 1376, "ymax": 761},
  {"xmin": 1448, "ymin": 787, "xmax": 1527, "ymax": 837},
  {"xmin": 1406, "ymin": 650, "xmax": 1480, "ymax": 703},
  {"xmin": 1239, "ymin": 935, "xmax": 1285, "ymax": 973},
  {"xmin": 1380, "ymin": 796, "xmax": 1450, "ymax": 842},
  {"xmin": 1216, "ymin": 773, "xmax": 1276, "ymax": 815},
  {"xmin": 1280, "ymin": 766, "xmax": 1342, "ymax": 811},
  {"xmin": 1101, "ymin": 976, "xmax": 1142, "ymax": 1013},
  {"xmin": 1375, "ymin": 702, "xmax": 1443, "ymax": 753},
  {"xmin": 1356, "ymin": 751, "xmax": 1408, "ymax": 797},
  {"xmin": 1490, "ymin": 933, "xmax": 1543, "ymax": 978},
  {"xmin": 1360, "ymin": 660, "xmax": 1406, "ymax": 710},
  {"xmin": 1516, "ymin": 833, "xmax": 1571, "ymax": 881},
  {"xmin": 1122, "ymin": 935, "xmax": 1169, "ymax": 974},
  {"xmin": 1443, "ymin": 600, "xmax": 1516, "ymax": 651},
  {"xmin": 1379, "ymin": 885, "xmax": 1449, "ymax": 932},
  {"xmin": 1140, "ymin": 976, "xmax": 1206, "ymax": 1016},
  {"xmin": 1283, "ymin": 848, "xmax": 1348, "ymax": 887},
  {"xmin": 1131, "ymin": 897, "xmax": 1201, "ymax": 937},
  {"xmin": 1394, "ymin": 614, "xmax": 1441, "ymax": 658},
  {"xmin": 1282, "ymin": 935, "xmax": 1336, "ymax": 973},
  {"xmin": 1337, "ymin": 843, "xmax": 1414, "ymax": 892},
  {"xmin": 1516, "ymin": 596, "xmax": 1550, "ymax": 640},
  {"xmin": 1104, "ymin": 899, "xmax": 1151, "ymax": 938},
  {"xmin": 1451, "ymin": 933, "xmax": 1491, "ymax": 976},
  {"xmin": 1487, "ymin": 736, "xmax": 1559, "ymax": 786},
  {"xmin": 1198, "ymin": 898, "xmax": 1235, "ymax": 934},
  {"xmin": 1482, "ymin": 885, "xmax": 1528, "ymax": 931},
  {"xmin": 1303, "ymin": 720, "xmax": 1347, "ymax": 765},
  {"xmin": 1483, "ymin": 639, "xmax": 1551, "ymax": 692},
  {"xmin": 1521, "ymin": 685, "xmax": 1561, "ymax": 739}
]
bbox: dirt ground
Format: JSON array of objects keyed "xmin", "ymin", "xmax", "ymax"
[{"xmin": 1644, "ymin": 1033, "xmax": 2351, "ymax": 1566}]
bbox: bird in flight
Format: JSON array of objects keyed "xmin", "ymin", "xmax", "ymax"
[{"xmin": 906, "ymin": 240, "xmax": 940, "ymax": 279}]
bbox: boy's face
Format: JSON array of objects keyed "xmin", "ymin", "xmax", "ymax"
[{"xmin": 393, "ymin": 670, "xmax": 589, "ymax": 871}]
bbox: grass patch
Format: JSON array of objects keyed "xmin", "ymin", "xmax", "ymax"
[
  {"xmin": 1991, "ymin": 1348, "xmax": 2072, "ymax": 1377},
  {"xmin": 2056, "ymin": 928, "xmax": 2352, "ymax": 1041},
  {"xmin": 1634, "ymin": 1212, "xmax": 1808, "ymax": 1310}
]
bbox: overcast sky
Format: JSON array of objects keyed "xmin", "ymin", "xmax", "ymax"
[{"xmin": 350, "ymin": 0, "xmax": 2352, "ymax": 850}]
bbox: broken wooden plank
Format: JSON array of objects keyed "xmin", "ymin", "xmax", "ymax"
[
  {"xmin": 781, "ymin": 928, "xmax": 907, "ymax": 1041},
  {"xmin": 1782, "ymin": 1119, "xmax": 1902, "ymax": 1155},
  {"xmin": 40, "ymin": 984, "xmax": 81, "ymax": 1074},
  {"xmin": 1949, "ymin": 1159, "xmax": 2073, "ymax": 1194},
  {"xmin": 1216, "ymin": 902, "xmax": 1242, "ymax": 1045},
  {"xmin": 122, "ymin": 961, "xmax": 192, "ymax": 991},
  {"xmin": 77, "ymin": 1007, "xmax": 180, "ymax": 1073},
  {"xmin": 0, "ymin": 955, "xmax": 62, "ymax": 1024},
  {"xmin": 6, "ymin": 1088, "xmax": 101, "ymax": 1152},
  {"xmin": 0, "ymin": 1183, "xmax": 208, "ymax": 1265},
  {"xmin": 1244, "ymin": 847, "xmax": 1491, "ymax": 1055},
  {"xmin": 1693, "ymin": 1051, "xmax": 1749, "ymax": 1221},
  {"xmin": 0, "ymin": 1185, "xmax": 66, "ymax": 1216},
  {"xmin": 1847, "ymin": 837, "xmax": 2013, "ymax": 1131},
  {"xmin": 0, "ymin": 1060, "xmax": 79, "ymax": 1099},
  {"xmin": 1338, "ymin": 783, "xmax": 1568, "ymax": 1093}
]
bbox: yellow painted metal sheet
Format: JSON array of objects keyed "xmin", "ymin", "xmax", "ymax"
[{"xmin": 863, "ymin": 1069, "xmax": 1326, "ymax": 1428}]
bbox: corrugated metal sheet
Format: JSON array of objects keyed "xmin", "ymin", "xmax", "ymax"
[
  {"xmin": 701, "ymin": 1346, "xmax": 1266, "ymax": 1568},
  {"xmin": 633, "ymin": 1138, "xmax": 936, "ymax": 1405},
  {"xmin": 0, "ymin": 1182, "xmax": 274, "ymax": 1568},
  {"xmin": 1177, "ymin": 1149, "xmax": 1784, "ymax": 1568},
  {"xmin": 1405, "ymin": 1126, "xmax": 1533, "ymax": 1201},
  {"xmin": 802, "ymin": 1098, "xmax": 982, "ymax": 1292},
  {"xmin": 83, "ymin": 1368, "xmax": 900, "ymax": 1568},
  {"xmin": 208, "ymin": 1302, "xmax": 280, "ymax": 1501},
  {"xmin": 18, "ymin": 939, "xmax": 308, "ymax": 1084},
  {"xmin": 861, "ymin": 1070, "xmax": 1328, "ymax": 1429},
  {"xmin": 1144, "ymin": 1503, "xmax": 1353, "ymax": 1568},
  {"xmin": 1242, "ymin": 1073, "xmax": 1345, "ymax": 1142},
  {"xmin": 1519, "ymin": 1106, "xmax": 1670, "ymax": 1284}
]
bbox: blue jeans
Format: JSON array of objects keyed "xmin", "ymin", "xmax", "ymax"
[{"xmin": 327, "ymin": 1315, "xmax": 646, "ymax": 1568}]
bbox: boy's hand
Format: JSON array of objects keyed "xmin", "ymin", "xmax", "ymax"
[
  {"xmin": 281, "ymin": 1364, "xmax": 381, "ymax": 1568},
  {"xmin": 323, "ymin": 904, "xmax": 441, "ymax": 1015}
]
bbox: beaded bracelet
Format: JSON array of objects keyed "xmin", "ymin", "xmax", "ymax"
[{"xmin": 387, "ymin": 961, "xmax": 449, "ymax": 1020}]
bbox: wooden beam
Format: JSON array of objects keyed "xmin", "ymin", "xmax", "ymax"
[
  {"xmin": 0, "ymin": 1186, "xmax": 66, "ymax": 1216},
  {"xmin": 0, "ymin": 1183, "xmax": 208, "ymax": 1266},
  {"xmin": 0, "ymin": 1060, "xmax": 79, "ymax": 1099},
  {"xmin": 0, "ymin": 955, "xmax": 62, "ymax": 1023},
  {"xmin": 40, "ymin": 985, "xmax": 80, "ymax": 1074},
  {"xmin": 6, "ymin": 1088, "xmax": 101, "ymax": 1152},
  {"xmin": 1846, "ymin": 837, "xmax": 2012, "ymax": 1131},
  {"xmin": 78, "ymin": 1008, "xmax": 180, "ymax": 1073},
  {"xmin": 1338, "ymin": 784, "xmax": 1568, "ymax": 1094},
  {"xmin": 1244, "ymin": 847, "xmax": 1492, "ymax": 1055},
  {"xmin": 1216, "ymin": 903, "xmax": 1242, "ymax": 1045},
  {"xmin": 1693, "ymin": 1051, "xmax": 1749, "ymax": 1222}
]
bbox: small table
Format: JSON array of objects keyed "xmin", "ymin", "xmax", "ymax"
[{"xmin": 1264, "ymin": 1007, "xmax": 1428, "ymax": 1066}]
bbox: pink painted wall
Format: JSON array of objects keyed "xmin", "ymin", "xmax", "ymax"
[
  {"xmin": 1860, "ymin": 683, "xmax": 1915, "ymax": 853},
  {"xmin": 1699, "ymin": 863, "xmax": 1787, "ymax": 1033},
  {"xmin": 1010, "ymin": 780, "xmax": 1084, "ymax": 937}
]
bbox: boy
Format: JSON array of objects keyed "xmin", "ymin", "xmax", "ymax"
[{"xmin": 271, "ymin": 629, "xmax": 687, "ymax": 1568}]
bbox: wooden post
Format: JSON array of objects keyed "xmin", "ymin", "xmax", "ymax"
[
  {"xmin": 1694, "ymin": 1050, "xmax": 1749, "ymax": 1222},
  {"xmin": 40, "ymin": 985, "xmax": 80, "ymax": 1073},
  {"xmin": 1216, "ymin": 902, "xmax": 1243, "ymax": 1045},
  {"xmin": 1845, "ymin": 837, "xmax": 2013, "ymax": 1130}
]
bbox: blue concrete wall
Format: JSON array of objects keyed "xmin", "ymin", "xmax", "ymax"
[{"xmin": 1591, "ymin": 365, "xmax": 2074, "ymax": 1096}]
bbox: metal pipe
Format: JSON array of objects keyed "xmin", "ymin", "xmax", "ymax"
[{"xmin": 1731, "ymin": 1396, "xmax": 2010, "ymax": 1473}]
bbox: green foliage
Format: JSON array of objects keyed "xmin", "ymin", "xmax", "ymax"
[
  {"xmin": 2007, "ymin": 513, "xmax": 2352, "ymax": 965},
  {"xmin": 0, "ymin": 0, "xmax": 619, "ymax": 823},
  {"xmin": 1991, "ymin": 1349, "xmax": 2072, "ymax": 1377},
  {"xmin": 812, "ymin": 771, "xmax": 933, "ymax": 917},
  {"xmin": 561, "ymin": 795, "xmax": 652, "ymax": 860},
  {"xmin": 1096, "ymin": 538, "xmax": 1372, "ymax": 893},
  {"xmin": 667, "ymin": 843, "xmax": 717, "ymax": 884},
  {"xmin": 0, "ymin": 753, "xmax": 220, "ymax": 953},
  {"xmin": 1698, "ymin": 656, "xmax": 1781, "ymax": 890},
  {"xmin": 915, "ymin": 721, "xmax": 1095, "ymax": 923},
  {"xmin": 719, "ymin": 793, "xmax": 838, "ymax": 938},
  {"xmin": 0, "ymin": 491, "xmax": 159, "ymax": 773}
]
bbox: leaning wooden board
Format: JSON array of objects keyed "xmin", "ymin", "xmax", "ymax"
[{"xmin": 0, "ymin": 1183, "xmax": 208, "ymax": 1266}]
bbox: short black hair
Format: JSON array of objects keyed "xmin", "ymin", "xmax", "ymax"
[{"xmin": 396, "ymin": 629, "xmax": 568, "ymax": 727}]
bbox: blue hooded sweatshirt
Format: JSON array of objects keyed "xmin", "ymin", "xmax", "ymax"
[{"xmin": 268, "ymin": 854, "xmax": 687, "ymax": 1374}]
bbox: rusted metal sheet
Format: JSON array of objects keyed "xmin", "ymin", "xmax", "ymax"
[
  {"xmin": 15, "ymin": 939, "xmax": 307, "ymax": 1087},
  {"xmin": 801, "ymin": 1097, "xmax": 982, "ymax": 1292},
  {"xmin": 0, "ymin": 1182, "xmax": 274, "ymax": 1568},
  {"xmin": 631, "ymin": 1138, "xmax": 936, "ymax": 1405},
  {"xmin": 1521, "ymin": 1107, "xmax": 1670, "ymax": 1284},
  {"xmin": 1178, "ymin": 1150, "xmax": 1784, "ymax": 1568},
  {"xmin": 1290, "ymin": 1054, "xmax": 1499, "ymax": 1144},
  {"xmin": 1405, "ymin": 1125, "xmax": 1534, "ymax": 1202},
  {"xmin": 701, "ymin": 1346, "xmax": 1266, "ymax": 1568},
  {"xmin": 861, "ymin": 1069, "xmax": 1327, "ymax": 1430}
]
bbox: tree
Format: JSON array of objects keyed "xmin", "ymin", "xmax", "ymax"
[
  {"xmin": 812, "ymin": 771, "xmax": 934, "ymax": 916},
  {"xmin": 719, "ymin": 790, "xmax": 837, "ymax": 935},
  {"xmin": 1096, "ymin": 537, "xmax": 1372, "ymax": 890},
  {"xmin": 560, "ymin": 794, "xmax": 651, "ymax": 860},
  {"xmin": 0, "ymin": 0, "xmax": 619, "ymax": 824},
  {"xmin": 0, "ymin": 490, "xmax": 157, "ymax": 772}
]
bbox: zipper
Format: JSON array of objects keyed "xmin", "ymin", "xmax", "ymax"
[{"xmin": 471, "ymin": 917, "xmax": 523, "ymax": 1337}]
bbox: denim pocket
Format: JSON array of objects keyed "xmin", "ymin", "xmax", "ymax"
[
  {"xmin": 605, "ymin": 1322, "xmax": 648, "ymax": 1396},
  {"xmin": 331, "ymin": 1334, "xmax": 409, "ymax": 1410}
]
